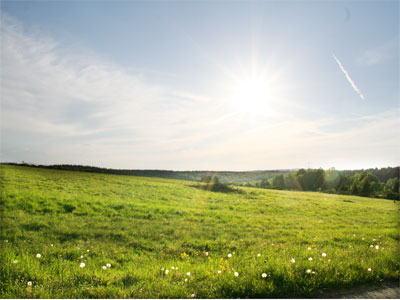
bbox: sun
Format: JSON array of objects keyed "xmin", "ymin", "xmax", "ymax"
[{"xmin": 231, "ymin": 75, "xmax": 273, "ymax": 115}]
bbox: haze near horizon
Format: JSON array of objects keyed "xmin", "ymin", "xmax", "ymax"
[{"xmin": 1, "ymin": 1, "xmax": 399, "ymax": 171}]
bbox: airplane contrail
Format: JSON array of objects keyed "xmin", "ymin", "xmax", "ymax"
[{"xmin": 333, "ymin": 54, "xmax": 365, "ymax": 100}]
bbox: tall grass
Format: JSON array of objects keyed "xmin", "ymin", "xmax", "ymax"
[{"xmin": 0, "ymin": 165, "xmax": 399, "ymax": 298}]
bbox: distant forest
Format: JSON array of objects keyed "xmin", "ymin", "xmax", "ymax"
[
  {"xmin": 2, "ymin": 162, "xmax": 289, "ymax": 184},
  {"xmin": 260, "ymin": 167, "xmax": 399, "ymax": 200},
  {"xmin": 2, "ymin": 163, "xmax": 398, "ymax": 200}
]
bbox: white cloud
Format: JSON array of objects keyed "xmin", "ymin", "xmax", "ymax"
[
  {"xmin": 1, "ymin": 14, "xmax": 398, "ymax": 170},
  {"xmin": 358, "ymin": 38, "xmax": 398, "ymax": 66}
]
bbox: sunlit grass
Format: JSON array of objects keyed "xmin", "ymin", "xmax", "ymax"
[{"xmin": 0, "ymin": 165, "xmax": 399, "ymax": 298}]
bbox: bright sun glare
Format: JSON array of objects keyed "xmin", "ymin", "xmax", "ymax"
[{"xmin": 232, "ymin": 76, "xmax": 272, "ymax": 115}]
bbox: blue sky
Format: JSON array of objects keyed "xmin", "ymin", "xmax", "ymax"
[{"xmin": 1, "ymin": 1, "xmax": 399, "ymax": 170}]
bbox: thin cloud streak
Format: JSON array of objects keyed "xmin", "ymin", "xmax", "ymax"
[{"xmin": 333, "ymin": 54, "xmax": 365, "ymax": 100}]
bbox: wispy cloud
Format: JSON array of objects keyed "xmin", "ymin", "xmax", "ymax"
[
  {"xmin": 1, "ymin": 13, "xmax": 398, "ymax": 170},
  {"xmin": 333, "ymin": 54, "xmax": 365, "ymax": 100},
  {"xmin": 358, "ymin": 37, "xmax": 398, "ymax": 66}
]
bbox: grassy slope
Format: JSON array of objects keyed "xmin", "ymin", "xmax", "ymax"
[{"xmin": 0, "ymin": 165, "xmax": 399, "ymax": 298}]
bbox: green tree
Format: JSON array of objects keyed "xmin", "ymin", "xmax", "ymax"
[{"xmin": 271, "ymin": 174, "xmax": 285, "ymax": 189}]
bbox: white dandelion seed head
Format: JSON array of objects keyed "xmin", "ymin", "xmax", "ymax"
[
  {"xmin": 187, "ymin": 272, "xmax": 191, "ymax": 276},
  {"xmin": 234, "ymin": 272, "xmax": 239, "ymax": 277},
  {"xmin": 308, "ymin": 257, "xmax": 313, "ymax": 261},
  {"xmin": 228, "ymin": 253, "xmax": 232, "ymax": 258},
  {"xmin": 36, "ymin": 254, "xmax": 41, "ymax": 258},
  {"xmin": 368, "ymin": 268, "xmax": 372, "ymax": 272},
  {"xmin": 102, "ymin": 266, "xmax": 106, "ymax": 270},
  {"xmin": 165, "ymin": 270, "xmax": 169, "ymax": 275},
  {"xmin": 27, "ymin": 281, "xmax": 32, "ymax": 286},
  {"xmin": 375, "ymin": 245, "xmax": 379, "ymax": 249},
  {"xmin": 306, "ymin": 269, "xmax": 312, "ymax": 274},
  {"xmin": 171, "ymin": 266, "xmax": 175, "ymax": 270},
  {"xmin": 106, "ymin": 263, "xmax": 111, "ymax": 268},
  {"xmin": 80, "ymin": 262, "xmax": 85, "ymax": 268},
  {"xmin": 291, "ymin": 258, "xmax": 295, "ymax": 263},
  {"xmin": 322, "ymin": 253, "xmax": 327, "ymax": 257},
  {"xmin": 262, "ymin": 273, "xmax": 267, "ymax": 278}
]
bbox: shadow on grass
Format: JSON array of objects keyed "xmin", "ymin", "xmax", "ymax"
[{"xmin": 190, "ymin": 183, "xmax": 244, "ymax": 194}]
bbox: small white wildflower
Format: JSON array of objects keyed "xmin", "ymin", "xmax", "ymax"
[
  {"xmin": 307, "ymin": 247, "xmax": 311, "ymax": 250},
  {"xmin": 382, "ymin": 247, "xmax": 385, "ymax": 249},
  {"xmin": 161, "ymin": 268, "xmax": 164, "ymax": 271},
  {"xmin": 171, "ymin": 266, "xmax": 175, "ymax": 270},
  {"xmin": 13, "ymin": 260, "xmax": 18, "ymax": 264},
  {"xmin": 176, "ymin": 267, "xmax": 178, "ymax": 270},
  {"xmin": 312, "ymin": 271, "xmax": 316, "ymax": 274},
  {"xmin": 187, "ymin": 272, "xmax": 191, "ymax": 276},
  {"xmin": 257, "ymin": 253, "xmax": 261, "ymax": 257},
  {"xmin": 5, "ymin": 240, "xmax": 8, "ymax": 243},
  {"xmin": 306, "ymin": 269, "xmax": 312, "ymax": 274},
  {"xmin": 36, "ymin": 254, "xmax": 41, "ymax": 258},
  {"xmin": 27, "ymin": 281, "xmax": 32, "ymax": 286},
  {"xmin": 368, "ymin": 268, "xmax": 372, "ymax": 272},
  {"xmin": 191, "ymin": 294, "xmax": 195, "ymax": 298},
  {"xmin": 362, "ymin": 237, "xmax": 365, "ymax": 240},
  {"xmin": 80, "ymin": 255, "xmax": 83, "ymax": 259},
  {"xmin": 205, "ymin": 252, "xmax": 209, "ymax": 256},
  {"xmin": 308, "ymin": 257, "xmax": 313, "ymax": 261},
  {"xmin": 87, "ymin": 250, "xmax": 90, "ymax": 252},
  {"xmin": 185, "ymin": 278, "xmax": 188, "ymax": 282},
  {"xmin": 328, "ymin": 259, "xmax": 331, "ymax": 262},
  {"xmin": 234, "ymin": 272, "xmax": 239, "ymax": 277},
  {"xmin": 218, "ymin": 270, "xmax": 222, "ymax": 274},
  {"xmin": 165, "ymin": 269, "xmax": 169, "ymax": 275},
  {"xmin": 106, "ymin": 263, "xmax": 111, "ymax": 268},
  {"xmin": 373, "ymin": 239, "xmax": 376, "ymax": 242},
  {"xmin": 80, "ymin": 262, "xmax": 85, "ymax": 268},
  {"xmin": 228, "ymin": 253, "xmax": 232, "ymax": 258},
  {"xmin": 322, "ymin": 253, "xmax": 326, "ymax": 257},
  {"xmin": 375, "ymin": 245, "xmax": 379, "ymax": 250},
  {"xmin": 290, "ymin": 258, "xmax": 295, "ymax": 263},
  {"xmin": 102, "ymin": 266, "xmax": 107, "ymax": 270},
  {"xmin": 262, "ymin": 273, "xmax": 267, "ymax": 278},
  {"xmin": 50, "ymin": 244, "xmax": 54, "ymax": 247}
]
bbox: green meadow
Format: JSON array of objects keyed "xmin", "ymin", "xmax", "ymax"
[{"xmin": 0, "ymin": 164, "xmax": 399, "ymax": 298}]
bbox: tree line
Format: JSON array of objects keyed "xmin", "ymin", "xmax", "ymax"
[{"xmin": 257, "ymin": 167, "xmax": 399, "ymax": 200}]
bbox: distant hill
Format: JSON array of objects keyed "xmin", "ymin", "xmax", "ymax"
[{"xmin": 1, "ymin": 162, "xmax": 292, "ymax": 184}]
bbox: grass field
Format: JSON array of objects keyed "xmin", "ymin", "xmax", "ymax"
[{"xmin": 0, "ymin": 164, "xmax": 399, "ymax": 298}]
